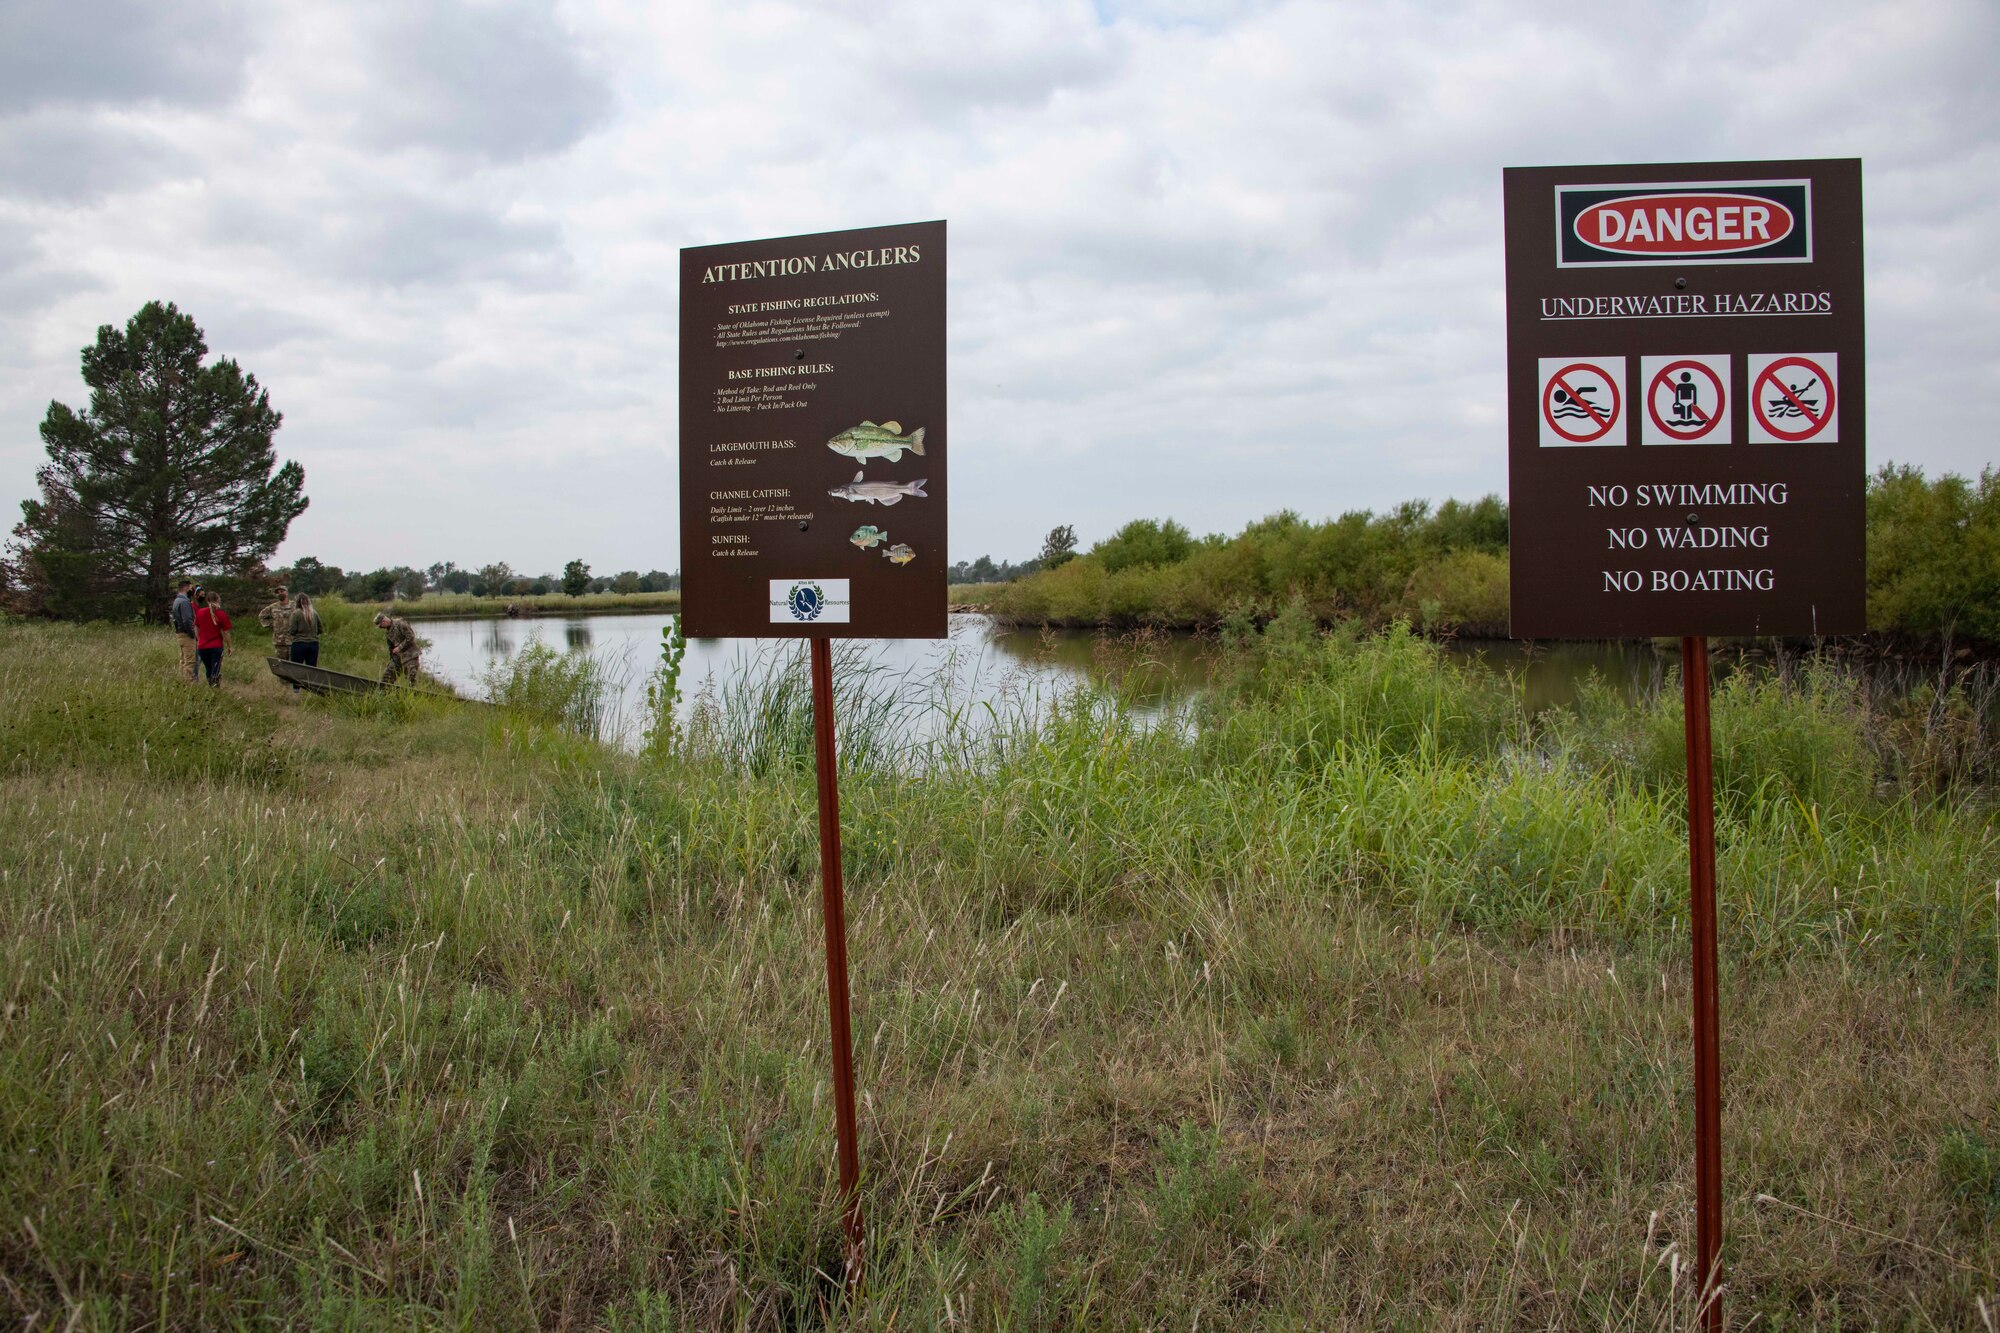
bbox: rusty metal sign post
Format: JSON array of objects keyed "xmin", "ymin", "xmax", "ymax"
[
  {"xmin": 680, "ymin": 221, "xmax": 948, "ymax": 1293},
  {"xmin": 809, "ymin": 637, "xmax": 865, "ymax": 1279},
  {"xmin": 1505, "ymin": 160, "xmax": 1864, "ymax": 1329},
  {"xmin": 1680, "ymin": 635, "xmax": 1723, "ymax": 1321}
]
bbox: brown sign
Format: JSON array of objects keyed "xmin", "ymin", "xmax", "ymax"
[
  {"xmin": 1505, "ymin": 160, "xmax": 1864, "ymax": 638},
  {"xmin": 679, "ymin": 221, "xmax": 946, "ymax": 638}
]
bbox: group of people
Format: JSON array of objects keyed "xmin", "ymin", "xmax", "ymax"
[
  {"xmin": 169, "ymin": 581, "xmax": 324, "ymax": 687},
  {"xmin": 169, "ymin": 580, "xmax": 235, "ymax": 685},
  {"xmin": 169, "ymin": 581, "xmax": 418, "ymax": 689}
]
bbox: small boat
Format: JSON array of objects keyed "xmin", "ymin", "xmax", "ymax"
[{"xmin": 266, "ymin": 656, "xmax": 484, "ymax": 704}]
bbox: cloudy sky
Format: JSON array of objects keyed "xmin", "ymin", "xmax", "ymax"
[{"xmin": 1, "ymin": 0, "xmax": 1994, "ymax": 576}]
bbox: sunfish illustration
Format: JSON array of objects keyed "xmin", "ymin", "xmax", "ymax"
[
  {"xmin": 883, "ymin": 543, "xmax": 916, "ymax": 565},
  {"xmin": 828, "ymin": 470, "xmax": 927, "ymax": 506},
  {"xmin": 828, "ymin": 420, "xmax": 925, "ymax": 463},
  {"xmin": 849, "ymin": 525, "xmax": 889, "ymax": 550}
]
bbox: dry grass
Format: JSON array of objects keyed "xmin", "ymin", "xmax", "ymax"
[{"xmin": 0, "ymin": 617, "xmax": 1994, "ymax": 1329}]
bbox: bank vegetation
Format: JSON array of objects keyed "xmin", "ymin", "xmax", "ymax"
[{"xmin": 993, "ymin": 464, "xmax": 2000, "ymax": 650}]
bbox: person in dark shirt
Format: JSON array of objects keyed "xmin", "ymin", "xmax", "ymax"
[
  {"xmin": 288, "ymin": 595, "xmax": 323, "ymax": 672},
  {"xmin": 170, "ymin": 580, "xmax": 198, "ymax": 682}
]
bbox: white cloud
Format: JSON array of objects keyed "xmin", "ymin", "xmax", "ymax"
[{"xmin": 0, "ymin": 0, "xmax": 1993, "ymax": 575}]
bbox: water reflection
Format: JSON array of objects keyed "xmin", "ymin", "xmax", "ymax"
[
  {"xmin": 979, "ymin": 626, "xmax": 1670, "ymax": 716},
  {"xmin": 1445, "ymin": 639, "xmax": 1669, "ymax": 714},
  {"xmin": 418, "ymin": 611, "xmax": 1911, "ymax": 751},
  {"xmin": 985, "ymin": 625, "xmax": 1212, "ymax": 709}
]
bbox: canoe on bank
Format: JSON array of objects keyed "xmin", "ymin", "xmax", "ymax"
[{"xmin": 266, "ymin": 656, "xmax": 484, "ymax": 704}]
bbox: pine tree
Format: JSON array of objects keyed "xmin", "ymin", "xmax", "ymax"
[{"xmin": 7, "ymin": 302, "xmax": 306, "ymax": 620}]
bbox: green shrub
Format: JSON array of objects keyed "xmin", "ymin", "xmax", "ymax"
[
  {"xmin": 1644, "ymin": 662, "xmax": 1874, "ymax": 813},
  {"xmin": 1092, "ymin": 518, "xmax": 1195, "ymax": 574},
  {"xmin": 1549, "ymin": 657, "xmax": 1877, "ymax": 814},
  {"xmin": 482, "ymin": 640, "xmax": 622, "ymax": 740},
  {"xmin": 1938, "ymin": 1129, "xmax": 2000, "ymax": 1226},
  {"xmin": 1214, "ymin": 619, "xmax": 1519, "ymax": 764},
  {"xmin": 1868, "ymin": 463, "xmax": 2000, "ymax": 644},
  {"xmin": 1399, "ymin": 549, "xmax": 1510, "ymax": 635}
]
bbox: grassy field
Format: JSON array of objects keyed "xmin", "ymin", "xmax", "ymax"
[
  {"xmin": 389, "ymin": 591, "xmax": 682, "ymax": 620},
  {"xmin": 1, "ymin": 613, "xmax": 1996, "ymax": 1329}
]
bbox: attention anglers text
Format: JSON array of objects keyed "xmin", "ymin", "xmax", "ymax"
[{"xmin": 701, "ymin": 247, "xmax": 922, "ymax": 283}]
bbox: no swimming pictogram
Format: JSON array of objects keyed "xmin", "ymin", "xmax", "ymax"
[
  {"xmin": 1642, "ymin": 354, "xmax": 1730, "ymax": 445},
  {"xmin": 1538, "ymin": 357, "xmax": 1626, "ymax": 446},
  {"xmin": 1748, "ymin": 353, "xmax": 1838, "ymax": 443}
]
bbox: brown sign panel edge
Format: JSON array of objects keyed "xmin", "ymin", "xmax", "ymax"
[
  {"xmin": 1504, "ymin": 160, "xmax": 1863, "ymax": 640},
  {"xmin": 679, "ymin": 220, "xmax": 947, "ymax": 640}
]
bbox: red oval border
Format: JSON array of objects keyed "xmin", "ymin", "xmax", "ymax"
[{"xmin": 1575, "ymin": 193, "xmax": 1796, "ymax": 257}]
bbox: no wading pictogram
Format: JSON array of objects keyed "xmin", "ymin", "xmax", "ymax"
[
  {"xmin": 1748, "ymin": 353, "xmax": 1838, "ymax": 443},
  {"xmin": 1538, "ymin": 357, "xmax": 1626, "ymax": 446},
  {"xmin": 1642, "ymin": 355, "xmax": 1730, "ymax": 445}
]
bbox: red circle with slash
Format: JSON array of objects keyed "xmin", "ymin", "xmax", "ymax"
[
  {"xmin": 1646, "ymin": 360, "xmax": 1726, "ymax": 441},
  {"xmin": 1752, "ymin": 355, "xmax": 1835, "ymax": 442},
  {"xmin": 1541, "ymin": 362, "xmax": 1621, "ymax": 443}
]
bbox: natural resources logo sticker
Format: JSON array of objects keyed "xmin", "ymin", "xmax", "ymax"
[{"xmin": 770, "ymin": 578, "xmax": 852, "ymax": 625}]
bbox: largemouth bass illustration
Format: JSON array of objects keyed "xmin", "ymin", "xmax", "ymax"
[
  {"xmin": 828, "ymin": 420, "xmax": 925, "ymax": 463},
  {"xmin": 849, "ymin": 525, "xmax": 889, "ymax": 549},
  {"xmin": 829, "ymin": 470, "xmax": 927, "ymax": 506},
  {"xmin": 883, "ymin": 543, "xmax": 916, "ymax": 565}
]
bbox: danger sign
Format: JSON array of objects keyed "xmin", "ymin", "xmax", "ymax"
[
  {"xmin": 1505, "ymin": 158, "xmax": 1865, "ymax": 639},
  {"xmin": 1642, "ymin": 355, "xmax": 1730, "ymax": 445},
  {"xmin": 1749, "ymin": 353, "xmax": 1838, "ymax": 443},
  {"xmin": 1539, "ymin": 357, "xmax": 1626, "ymax": 446}
]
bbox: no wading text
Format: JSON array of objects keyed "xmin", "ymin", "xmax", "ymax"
[{"xmin": 1589, "ymin": 481, "xmax": 1787, "ymax": 594}]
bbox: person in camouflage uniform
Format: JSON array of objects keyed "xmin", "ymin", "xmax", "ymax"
[
  {"xmin": 258, "ymin": 586, "xmax": 294, "ymax": 657},
  {"xmin": 374, "ymin": 610, "xmax": 422, "ymax": 686}
]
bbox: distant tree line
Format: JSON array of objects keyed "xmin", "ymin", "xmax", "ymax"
[
  {"xmin": 947, "ymin": 555, "xmax": 1038, "ymax": 585},
  {"xmin": 946, "ymin": 525, "xmax": 1079, "ymax": 586},
  {"xmin": 275, "ymin": 558, "xmax": 680, "ymax": 603}
]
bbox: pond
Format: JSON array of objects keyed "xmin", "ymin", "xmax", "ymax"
[{"xmin": 415, "ymin": 611, "xmax": 1680, "ymax": 745}]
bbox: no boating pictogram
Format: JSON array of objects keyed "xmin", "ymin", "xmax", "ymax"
[
  {"xmin": 1538, "ymin": 357, "xmax": 1626, "ymax": 446},
  {"xmin": 1749, "ymin": 353, "xmax": 1838, "ymax": 443},
  {"xmin": 1642, "ymin": 354, "xmax": 1730, "ymax": 445}
]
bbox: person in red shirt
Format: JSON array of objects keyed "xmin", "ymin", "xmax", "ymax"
[{"xmin": 194, "ymin": 591, "xmax": 233, "ymax": 687}]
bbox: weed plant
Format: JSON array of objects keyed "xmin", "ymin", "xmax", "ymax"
[
  {"xmin": 0, "ymin": 616, "xmax": 1995, "ymax": 1328},
  {"xmin": 482, "ymin": 639, "xmax": 627, "ymax": 741}
]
